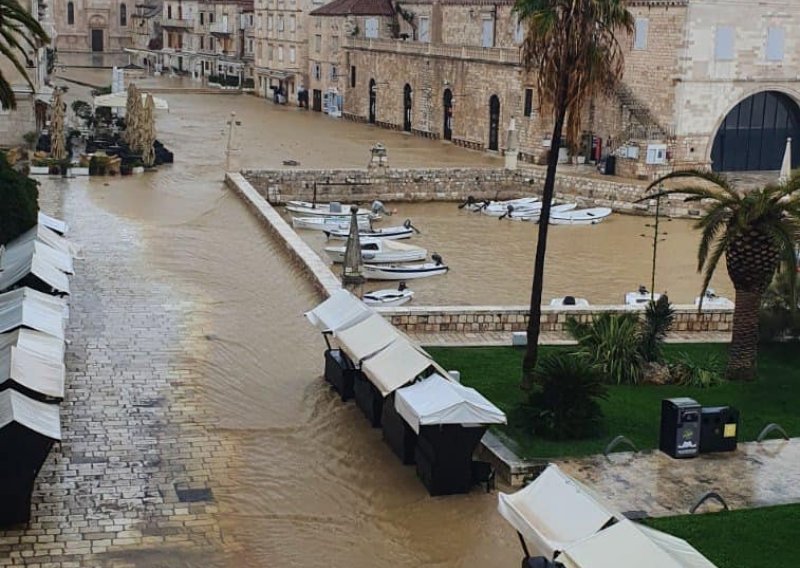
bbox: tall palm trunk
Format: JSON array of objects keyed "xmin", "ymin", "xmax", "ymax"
[
  {"xmin": 521, "ymin": 99, "xmax": 568, "ymax": 389},
  {"xmin": 726, "ymin": 289, "xmax": 762, "ymax": 381}
]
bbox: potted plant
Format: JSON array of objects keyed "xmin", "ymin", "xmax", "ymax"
[{"xmin": 29, "ymin": 158, "xmax": 49, "ymax": 175}]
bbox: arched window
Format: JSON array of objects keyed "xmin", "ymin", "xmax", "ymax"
[
  {"xmin": 120, "ymin": 3, "xmax": 127, "ymax": 26},
  {"xmin": 67, "ymin": 1, "xmax": 74, "ymax": 25}
]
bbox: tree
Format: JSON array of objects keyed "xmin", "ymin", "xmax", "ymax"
[
  {"xmin": 0, "ymin": 0, "xmax": 50, "ymax": 109},
  {"xmin": 643, "ymin": 170, "xmax": 800, "ymax": 380},
  {"xmin": 0, "ymin": 151, "xmax": 39, "ymax": 244},
  {"xmin": 515, "ymin": 0, "xmax": 634, "ymax": 389}
]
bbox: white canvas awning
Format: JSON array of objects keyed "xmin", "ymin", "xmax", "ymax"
[
  {"xmin": 0, "ymin": 329, "xmax": 65, "ymax": 362},
  {"xmin": 395, "ymin": 373, "xmax": 507, "ymax": 432},
  {"xmin": 0, "ymin": 288, "xmax": 67, "ymax": 340},
  {"xmin": 558, "ymin": 519, "xmax": 717, "ymax": 568},
  {"xmin": 334, "ymin": 312, "xmax": 398, "ymax": 363},
  {"xmin": 26, "ymin": 225, "xmax": 81, "ymax": 258},
  {"xmin": 0, "ymin": 345, "xmax": 65, "ymax": 399},
  {"xmin": 93, "ymin": 92, "xmax": 169, "ymax": 111},
  {"xmin": 497, "ymin": 465, "xmax": 621, "ymax": 559},
  {"xmin": 0, "ymin": 253, "xmax": 70, "ymax": 295},
  {"xmin": 361, "ymin": 338, "xmax": 434, "ymax": 397},
  {"xmin": 0, "ymin": 389, "xmax": 61, "ymax": 440},
  {"xmin": 304, "ymin": 289, "xmax": 372, "ymax": 333},
  {"xmin": 2, "ymin": 238, "xmax": 74, "ymax": 274},
  {"xmin": 38, "ymin": 212, "xmax": 69, "ymax": 235}
]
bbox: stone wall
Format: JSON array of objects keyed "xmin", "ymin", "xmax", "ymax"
[{"xmin": 0, "ymin": 95, "xmax": 36, "ymax": 148}]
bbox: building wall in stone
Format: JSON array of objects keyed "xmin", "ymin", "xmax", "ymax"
[{"xmin": 53, "ymin": 0, "xmax": 133, "ymax": 53}]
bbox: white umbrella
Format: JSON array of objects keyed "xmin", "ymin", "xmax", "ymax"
[
  {"xmin": 93, "ymin": 92, "xmax": 169, "ymax": 111},
  {"xmin": 779, "ymin": 137, "xmax": 792, "ymax": 183}
]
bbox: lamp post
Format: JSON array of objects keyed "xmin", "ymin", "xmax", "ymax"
[{"xmin": 225, "ymin": 111, "xmax": 241, "ymax": 172}]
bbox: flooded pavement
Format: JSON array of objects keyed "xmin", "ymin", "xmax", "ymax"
[{"xmin": 293, "ymin": 203, "xmax": 734, "ymax": 306}]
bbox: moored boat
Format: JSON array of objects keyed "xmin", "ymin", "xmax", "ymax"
[
  {"xmin": 363, "ymin": 282, "xmax": 415, "ymax": 307},
  {"xmin": 549, "ymin": 207, "xmax": 612, "ymax": 225},
  {"xmin": 695, "ymin": 289, "xmax": 733, "ymax": 308},
  {"xmin": 292, "ymin": 216, "xmax": 371, "ymax": 231},
  {"xmin": 625, "ymin": 285, "xmax": 662, "ymax": 306},
  {"xmin": 549, "ymin": 295, "xmax": 590, "ymax": 307},
  {"xmin": 363, "ymin": 255, "xmax": 449, "ymax": 280},
  {"xmin": 286, "ymin": 201, "xmax": 377, "ymax": 219},
  {"xmin": 324, "ymin": 219, "xmax": 419, "ymax": 241},
  {"xmin": 325, "ymin": 238, "xmax": 428, "ymax": 264}
]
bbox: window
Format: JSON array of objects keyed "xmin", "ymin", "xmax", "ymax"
[
  {"xmin": 278, "ymin": 15, "xmax": 284, "ymax": 31},
  {"xmin": 514, "ymin": 17, "xmax": 524, "ymax": 44},
  {"xmin": 200, "ymin": 36, "xmax": 204, "ymax": 49},
  {"xmin": 278, "ymin": 45, "xmax": 283, "ymax": 61},
  {"xmin": 289, "ymin": 46, "xmax": 296, "ymax": 62},
  {"xmin": 268, "ymin": 44, "xmax": 273, "ymax": 60},
  {"xmin": 634, "ymin": 18, "xmax": 648, "ymax": 50},
  {"xmin": 314, "ymin": 34, "xmax": 321, "ymax": 52},
  {"xmin": 267, "ymin": 15, "xmax": 273, "ymax": 30},
  {"xmin": 313, "ymin": 63, "xmax": 321, "ymax": 80},
  {"xmin": 200, "ymin": 12, "xmax": 204, "ymax": 25},
  {"xmin": 766, "ymin": 27, "xmax": 785, "ymax": 62},
  {"xmin": 209, "ymin": 12, "xmax": 214, "ymax": 23},
  {"xmin": 248, "ymin": 39, "xmax": 253, "ymax": 53},
  {"xmin": 331, "ymin": 35, "xmax": 339, "ymax": 51},
  {"xmin": 350, "ymin": 65, "xmax": 356, "ymax": 88},
  {"xmin": 481, "ymin": 17, "xmax": 494, "ymax": 48},
  {"xmin": 67, "ymin": 1, "xmax": 74, "ymax": 25},
  {"xmin": 167, "ymin": 5, "xmax": 172, "ymax": 19},
  {"xmin": 330, "ymin": 65, "xmax": 337, "ymax": 80},
  {"xmin": 120, "ymin": 3, "xmax": 127, "ymax": 26},
  {"xmin": 715, "ymin": 26, "xmax": 734, "ymax": 61},
  {"xmin": 418, "ymin": 16, "xmax": 430, "ymax": 42},
  {"xmin": 249, "ymin": 14, "xmax": 253, "ymax": 25},
  {"xmin": 365, "ymin": 17, "xmax": 378, "ymax": 39},
  {"xmin": 289, "ymin": 15, "xmax": 296, "ymax": 32},
  {"xmin": 523, "ymin": 88, "xmax": 533, "ymax": 117}
]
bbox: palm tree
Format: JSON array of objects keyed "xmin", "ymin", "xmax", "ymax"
[
  {"xmin": 515, "ymin": 0, "xmax": 634, "ymax": 389},
  {"xmin": 643, "ymin": 170, "xmax": 800, "ymax": 380},
  {"xmin": 0, "ymin": 0, "xmax": 50, "ymax": 109}
]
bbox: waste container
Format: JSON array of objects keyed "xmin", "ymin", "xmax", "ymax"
[
  {"xmin": 353, "ymin": 372, "xmax": 383, "ymax": 428},
  {"xmin": 324, "ymin": 349, "xmax": 356, "ymax": 401},
  {"xmin": 660, "ymin": 398, "xmax": 701, "ymax": 458},
  {"xmin": 700, "ymin": 406, "xmax": 739, "ymax": 453},
  {"xmin": 604, "ymin": 155, "xmax": 616, "ymax": 175},
  {"xmin": 381, "ymin": 393, "xmax": 417, "ymax": 464}
]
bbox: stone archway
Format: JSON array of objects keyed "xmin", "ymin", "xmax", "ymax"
[{"xmin": 710, "ymin": 91, "xmax": 800, "ymax": 172}]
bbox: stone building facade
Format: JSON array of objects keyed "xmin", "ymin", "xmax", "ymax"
[
  {"xmin": 128, "ymin": 2, "xmax": 162, "ymax": 69},
  {"xmin": 307, "ymin": 0, "xmax": 395, "ymax": 116},
  {"xmin": 160, "ymin": 0, "xmax": 199, "ymax": 72},
  {"xmin": 52, "ymin": 0, "xmax": 133, "ymax": 56}
]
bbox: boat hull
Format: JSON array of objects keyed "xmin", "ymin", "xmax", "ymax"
[
  {"xmin": 325, "ymin": 226, "xmax": 414, "ymax": 240},
  {"xmin": 363, "ymin": 264, "xmax": 449, "ymax": 280},
  {"xmin": 549, "ymin": 207, "xmax": 612, "ymax": 225},
  {"xmin": 292, "ymin": 217, "xmax": 371, "ymax": 231},
  {"xmin": 326, "ymin": 249, "xmax": 427, "ymax": 264},
  {"xmin": 363, "ymin": 290, "xmax": 415, "ymax": 307}
]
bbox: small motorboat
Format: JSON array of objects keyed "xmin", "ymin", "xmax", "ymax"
[
  {"xmin": 460, "ymin": 196, "xmax": 539, "ymax": 213},
  {"xmin": 292, "ymin": 216, "xmax": 371, "ymax": 231},
  {"xmin": 695, "ymin": 289, "xmax": 733, "ymax": 308},
  {"xmin": 325, "ymin": 238, "xmax": 427, "ymax": 264},
  {"xmin": 286, "ymin": 201, "xmax": 378, "ymax": 219},
  {"xmin": 625, "ymin": 285, "xmax": 662, "ymax": 306},
  {"xmin": 550, "ymin": 207, "xmax": 613, "ymax": 225},
  {"xmin": 500, "ymin": 203, "xmax": 577, "ymax": 222},
  {"xmin": 549, "ymin": 295, "xmax": 590, "ymax": 307},
  {"xmin": 324, "ymin": 219, "xmax": 419, "ymax": 241},
  {"xmin": 363, "ymin": 254, "xmax": 449, "ymax": 280},
  {"xmin": 363, "ymin": 282, "xmax": 415, "ymax": 307}
]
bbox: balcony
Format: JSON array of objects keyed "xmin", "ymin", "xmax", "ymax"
[
  {"xmin": 344, "ymin": 37, "xmax": 521, "ymax": 66},
  {"xmin": 210, "ymin": 21, "xmax": 235, "ymax": 34},
  {"xmin": 162, "ymin": 18, "xmax": 192, "ymax": 29}
]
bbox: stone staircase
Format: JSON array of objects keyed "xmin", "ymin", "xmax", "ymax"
[{"xmin": 607, "ymin": 82, "xmax": 673, "ymax": 156}]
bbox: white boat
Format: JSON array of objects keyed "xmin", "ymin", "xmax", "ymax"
[
  {"xmin": 325, "ymin": 238, "xmax": 427, "ymax": 264},
  {"xmin": 625, "ymin": 286, "xmax": 662, "ymax": 306},
  {"xmin": 550, "ymin": 207, "xmax": 613, "ymax": 225},
  {"xmin": 324, "ymin": 220, "xmax": 418, "ymax": 241},
  {"xmin": 695, "ymin": 289, "xmax": 733, "ymax": 308},
  {"xmin": 292, "ymin": 216, "xmax": 371, "ymax": 231},
  {"xmin": 285, "ymin": 201, "xmax": 377, "ymax": 219},
  {"xmin": 363, "ymin": 259, "xmax": 449, "ymax": 280},
  {"xmin": 500, "ymin": 203, "xmax": 578, "ymax": 222},
  {"xmin": 549, "ymin": 296, "xmax": 590, "ymax": 307},
  {"xmin": 363, "ymin": 283, "xmax": 415, "ymax": 307},
  {"xmin": 461, "ymin": 196, "xmax": 538, "ymax": 213}
]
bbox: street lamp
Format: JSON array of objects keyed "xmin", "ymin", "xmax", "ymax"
[{"xmin": 225, "ymin": 111, "xmax": 241, "ymax": 172}]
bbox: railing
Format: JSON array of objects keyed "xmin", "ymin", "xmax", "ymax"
[
  {"xmin": 344, "ymin": 37, "xmax": 521, "ymax": 65},
  {"xmin": 210, "ymin": 21, "xmax": 235, "ymax": 34},
  {"xmin": 162, "ymin": 18, "xmax": 192, "ymax": 29}
]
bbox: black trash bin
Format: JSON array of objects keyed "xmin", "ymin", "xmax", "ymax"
[
  {"xmin": 700, "ymin": 406, "xmax": 739, "ymax": 453},
  {"xmin": 353, "ymin": 372, "xmax": 383, "ymax": 427},
  {"xmin": 659, "ymin": 397, "xmax": 701, "ymax": 459},
  {"xmin": 414, "ymin": 424, "xmax": 488, "ymax": 496},
  {"xmin": 604, "ymin": 155, "xmax": 616, "ymax": 175},
  {"xmin": 381, "ymin": 393, "xmax": 417, "ymax": 465},
  {"xmin": 324, "ymin": 349, "xmax": 356, "ymax": 401}
]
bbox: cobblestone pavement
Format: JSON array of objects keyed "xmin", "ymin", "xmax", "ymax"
[{"xmin": 0, "ymin": 179, "xmax": 237, "ymax": 567}]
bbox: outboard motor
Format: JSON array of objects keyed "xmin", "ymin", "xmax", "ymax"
[
  {"xmin": 398, "ymin": 281, "xmax": 407, "ymax": 291},
  {"xmin": 563, "ymin": 295, "xmax": 576, "ymax": 306},
  {"xmin": 403, "ymin": 218, "xmax": 420, "ymax": 233},
  {"xmin": 638, "ymin": 284, "xmax": 648, "ymax": 295},
  {"xmin": 459, "ymin": 195, "xmax": 477, "ymax": 209},
  {"xmin": 500, "ymin": 204, "xmax": 514, "ymax": 220},
  {"xmin": 432, "ymin": 253, "xmax": 444, "ymax": 266}
]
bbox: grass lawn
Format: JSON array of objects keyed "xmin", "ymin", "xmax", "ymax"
[
  {"xmin": 645, "ymin": 504, "xmax": 800, "ymax": 567},
  {"xmin": 426, "ymin": 343, "xmax": 800, "ymax": 459}
]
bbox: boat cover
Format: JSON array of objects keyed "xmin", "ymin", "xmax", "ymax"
[
  {"xmin": 0, "ymin": 254, "xmax": 70, "ymax": 295},
  {"xmin": 361, "ymin": 338, "xmax": 434, "ymax": 396},
  {"xmin": 334, "ymin": 312, "xmax": 398, "ymax": 363},
  {"xmin": 558, "ymin": 519, "xmax": 717, "ymax": 568},
  {"xmin": 497, "ymin": 465, "xmax": 620, "ymax": 559},
  {"xmin": 2, "ymin": 238, "xmax": 74, "ymax": 274},
  {"xmin": 0, "ymin": 329, "xmax": 65, "ymax": 362},
  {"xmin": 395, "ymin": 373, "xmax": 506, "ymax": 432},
  {"xmin": 304, "ymin": 289, "xmax": 372, "ymax": 333},
  {"xmin": 0, "ymin": 288, "xmax": 67, "ymax": 339},
  {"xmin": 0, "ymin": 345, "xmax": 65, "ymax": 399},
  {"xmin": 38, "ymin": 213, "xmax": 69, "ymax": 235},
  {"xmin": 0, "ymin": 389, "xmax": 61, "ymax": 440}
]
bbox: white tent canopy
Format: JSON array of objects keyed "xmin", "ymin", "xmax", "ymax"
[
  {"xmin": 93, "ymin": 92, "xmax": 169, "ymax": 111},
  {"xmin": 497, "ymin": 465, "xmax": 621, "ymax": 559},
  {"xmin": 334, "ymin": 312, "xmax": 399, "ymax": 363},
  {"xmin": 0, "ymin": 253, "xmax": 70, "ymax": 295},
  {"xmin": 23, "ymin": 225, "xmax": 81, "ymax": 258},
  {"xmin": 0, "ymin": 345, "xmax": 65, "ymax": 399},
  {"xmin": 38, "ymin": 212, "xmax": 69, "ymax": 235},
  {"xmin": 2, "ymin": 238, "xmax": 74, "ymax": 274},
  {"xmin": 0, "ymin": 288, "xmax": 67, "ymax": 340},
  {"xmin": 0, "ymin": 389, "xmax": 61, "ymax": 440},
  {"xmin": 361, "ymin": 338, "xmax": 434, "ymax": 397},
  {"xmin": 395, "ymin": 373, "xmax": 507, "ymax": 432},
  {"xmin": 0, "ymin": 329, "xmax": 65, "ymax": 362},
  {"xmin": 558, "ymin": 519, "xmax": 717, "ymax": 568},
  {"xmin": 304, "ymin": 289, "xmax": 372, "ymax": 333}
]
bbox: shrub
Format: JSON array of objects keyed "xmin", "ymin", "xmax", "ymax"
[
  {"xmin": 22, "ymin": 131, "xmax": 38, "ymax": 149},
  {"xmin": 669, "ymin": 352, "xmax": 725, "ymax": 388},
  {"xmin": 525, "ymin": 354, "xmax": 607, "ymax": 440},
  {"xmin": 0, "ymin": 152, "xmax": 39, "ymax": 245},
  {"xmin": 759, "ymin": 265, "xmax": 800, "ymax": 342},
  {"xmin": 567, "ymin": 312, "xmax": 644, "ymax": 385},
  {"xmin": 640, "ymin": 296, "xmax": 675, "ymax": 362}
]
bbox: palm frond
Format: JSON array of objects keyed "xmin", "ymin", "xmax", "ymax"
[{"xmin": 697, "ymin": 234, "xmax": 729, "ymax": 311}]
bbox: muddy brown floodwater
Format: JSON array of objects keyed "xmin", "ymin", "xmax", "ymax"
[{"xmin": 56, "ymin": 75, "xmax": 519, "ymax": 567}]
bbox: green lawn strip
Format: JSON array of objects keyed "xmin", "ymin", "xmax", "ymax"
[
  {"xmin": 425, "ymin": 344, "xmax": 800, "ymax": 459},
  {"xmin": 644, "ymin": 505, "xmax": 800, "ymax": 568}
]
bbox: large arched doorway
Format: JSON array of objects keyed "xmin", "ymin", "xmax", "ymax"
[
  {"xmin": 711, "ymin": 91, "xmax": 800, "ymax": 172},
  {"xmin": 488, "ymin": 95, "xmax": 500, "ymax": 151},
  {"xmin": 368, "ymin": 79, "xmax": 376, "ymax": 124},
  {"xmin": 403, "ymin": 84, "xmax": 413, "ymax": 132},
  {"xmin": 443, "ymin": 89, "xmax": 453, "ymax": 141}
]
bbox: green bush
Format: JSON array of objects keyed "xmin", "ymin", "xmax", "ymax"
[
  {"xmin": 524, "ymin": 354, "xmax": 607, "ymax": 440},
  {"xmin": 640, "ymin": 296, "xmax": 675, "ymax": 362},
  {"xmin": 669, "ymin": 352, "xmax": 725, "ymax": 388},
  {"xmin": 0, "ymin": 152, "xmax": 39, "ymax": 245},
  {"xmin": 567, "ymin": 312, "xmax": 644, "ymax": 384}
]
